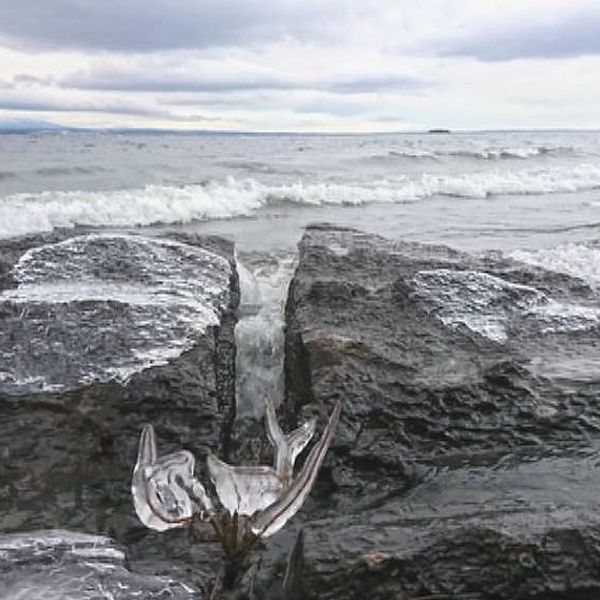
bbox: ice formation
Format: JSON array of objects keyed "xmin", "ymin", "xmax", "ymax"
[
  {"xmin": 132, "ymin": 424, "xmax": 213, "ymax": 532},
  {"xmin": 132, "ymin": 399, "xmax": 341, "ymax": 545},
  {"xmin": 206, "ymin": 457, "xmax": 284, "ymax": 516},
  {"xmin": 265, "ymin": 398, "xmax": 316, "ymax": 486}
]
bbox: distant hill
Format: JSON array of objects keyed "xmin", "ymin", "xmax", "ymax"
[{"xmin": 0, "ymin": 119, "xmax": 72, "ymax": 133}]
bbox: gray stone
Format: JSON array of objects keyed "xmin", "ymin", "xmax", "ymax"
[
  {"xmin": 0, "ymin": 230, "xmax": 239, "ymax": 551},
  {"xmin": 265, "ymin": 224, "xmax": 600, "ymax": 599},
  {"xmin": 291, "ymin": 500, "xmax": 600, "ymax": 600},
  {"xmin": 0, "ymin": 530, "xmax": 199, "ymax": 599},
  {"xmin": 284, "ymin": 224, "xmax": 600, "ymax": 506}
]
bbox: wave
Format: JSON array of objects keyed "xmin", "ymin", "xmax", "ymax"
[
  {"xmin": 443, "ymin": 146, "xmax": 576, "ymax": 160},
  {"xmin": 511, "ymin": 242, "xmax": 600, "ymax": 288},
  {"xmin": 385, "ymin": 149, "xmax": 437, "ymax": 159},
  {"xmin": 35, "ymin": 166, "xmax": 107, "ymax": 177},
  {"xmin": 2, "ymin": 163, "xmax": 600, "ymax": 239},
  {"xmin": 373, "ymin": 145, "xmax": 577, "ymax": 162}
]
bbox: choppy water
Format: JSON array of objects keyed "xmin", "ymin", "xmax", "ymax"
[{"xmin": 0, "ymin": 130, "xmax": 599, "ymax": 256}]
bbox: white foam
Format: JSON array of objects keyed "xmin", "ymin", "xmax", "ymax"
[
  {"xmin": 235, "ymin": 254, "xmax": 297, "ymax": 418},
  {"xmin": 443, "ymin": 145, "xmax": 575, "ymax": 160},
  {"xmin": 511, "ymin": 243, "xmax": 600, "ymax": 288},
  {"xmin": 419, "ymin": 163, "xmax": 600, "ymax": 198},
  {"xmin": 2, "ymin": 163, "xmax": 600, "ymax": 239}
]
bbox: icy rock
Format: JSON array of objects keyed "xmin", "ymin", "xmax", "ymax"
[
  {"xmin": 0, "ymin": 530, "xmax": 198, "ymax": 599},
  {"xmin": 0, "ymin": 230, "xmax": 238, "ymax": 549}
]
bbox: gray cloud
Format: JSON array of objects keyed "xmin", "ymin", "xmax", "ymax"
[
  {"xmin": 63, "ymin": 69, "xmax": 426, "ymax": 95},
  {"xmin": 330, "ymin": 75, "xmax": 427, "ymax": 94},
  {"xmin": 0, "ymin": 97, "xmax": 172, "ymax": 118},
  {"xmin": 443, "ymin": 9, "xmax": 600, "ymax": 61},
  {"xmin": 296, "ymin": 100, "xmax": 373, "ymax": 117},
  {"xmin": 0, "ymin": 1, "xmax": 335, "ymax": 51},
  {"xmin": 63, "ymin": 71, "xmax": 299, "ymax": 93}
]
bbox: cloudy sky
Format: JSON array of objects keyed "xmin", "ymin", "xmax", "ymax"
[{"xmin": 0, "ymin": 0, "xmax": 599, "ymax": 131}]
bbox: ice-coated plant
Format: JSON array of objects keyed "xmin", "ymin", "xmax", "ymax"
[{"xmin": 132, "ymin": 399, "xmax": 341, "ymax": 589}]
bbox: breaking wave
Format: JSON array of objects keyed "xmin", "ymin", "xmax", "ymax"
[
  {"xmin": 374, "ymin": 145, "xmax": 578, "ymax": 161},
  {"xmin": 511, "ymin": 242, "xmax": 600, "ymax": 288},
  {"xmin": 2, "ymin": 162, "xmax": 600, "ymax": 239},
  {"xmin": 35, "ymin": 166, "xmax": 107, "ymax": 177},
  {"xmin": 443, "ymin": 146, "xmax": 577, "ymax": 160}
]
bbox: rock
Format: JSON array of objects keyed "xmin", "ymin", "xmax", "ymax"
[
  {"xmin": 269, "ymin": 224, "xmax": 600, "ymax": 599},
  {"xmin": 0, "ymin": 530, "xmax": 199, "ymax": 599},
  {"xmin": 5, "ymin": 222, "xmax": 600, "ymax": 600},
  {"xmin": 291, "ymin": 491, "xmax": 600, "ymax": 599},
  {"xmin": 284, "ymin": 224, "xmax": 600, "ymax": 506},
  {"xmin": 275, "ymin": 445, "xmax": 600, "ymax": 599},
  {"xmin": 0, "ymin": 230, "xmax": 239, "ymax": 549}
]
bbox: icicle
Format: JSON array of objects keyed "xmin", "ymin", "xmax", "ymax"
[
  {"xmin": 251, "ymin": 401, "xmax": 341, "ymax": 538},
  {"xmin": 265, "ymin": 397, "xmax": 316, "ymax": 485}
]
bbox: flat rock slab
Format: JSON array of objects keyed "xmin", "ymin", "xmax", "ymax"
[
  {"xmin": 0, "ymin": 530, "xmax": 198, "ymax": 599},
  {"xmin": 284, "ymin": 224, "xmax": 600, "ymax": 503}
]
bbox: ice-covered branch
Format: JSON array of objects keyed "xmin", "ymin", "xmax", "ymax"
[
  {"xmin": 131, "ymin": 400, "xmax": 341, "ymax": 565},
  {"xmin": 251, "ymin": 400, "xmax": 341, "ymax": 538},
  {"xmin": 265, "ymin": 398, "xmax": 316, "ymax": 486}
]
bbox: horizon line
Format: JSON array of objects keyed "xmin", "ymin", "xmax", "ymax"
[{"xmin": 1, "ymin": 124, "xmax": 599, "ymax": 135}]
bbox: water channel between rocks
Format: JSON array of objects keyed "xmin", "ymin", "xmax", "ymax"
[{"xmin": 234, "ymin": 251, "xmax": 297, "ymax": 420}]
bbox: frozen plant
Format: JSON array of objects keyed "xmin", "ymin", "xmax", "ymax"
[{"xmin": 132, "ymin": 399, "xmax": 341, "ymax": 589}]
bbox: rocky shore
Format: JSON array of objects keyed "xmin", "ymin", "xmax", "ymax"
[{"xmin": 2, "ymin": 224, "xmax": 600, "ymax": 598}]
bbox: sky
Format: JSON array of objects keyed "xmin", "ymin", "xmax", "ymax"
[{"xmin": 0, "ymin": 0, "xmax": 599, "ymax": 132}]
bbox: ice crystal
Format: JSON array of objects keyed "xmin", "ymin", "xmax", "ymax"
[
  {"xmin": 132, "ymin": 399, "xmax": 341, "ymax": 549},
  {"xmin": 132, "ymin": 424, "xmax": 212, "ymax": 532},
  {"xmin": 207, "ymin": 457, "xmax": 283, "ymax": 516}
]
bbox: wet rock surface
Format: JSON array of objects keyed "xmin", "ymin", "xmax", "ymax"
[
  {"xmin": 284, "ymin": 224, "xmax": 600, "ymax": 500},
  {"xmin": 275, "ymin": 224, "xmax": 600, "ymax": 599},
  {"xmin": 0, "ymin": 229, "xmax": 239, "ymax": 592},
  {"xmin": 291, "ymin": 498, "xmax": 600, "ymax": 600},
  {"xmin": 4, "ymin": 223, "xmax": 600, "ymax": 599},
  {"xmin": 0, "ymin": 530, "xmax": 199, "ymax": 599},
  {"xmin": 275, "ymin": 446, "xmax": 600, "ymax": 600}
]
